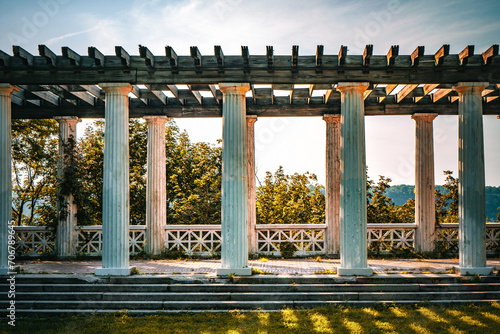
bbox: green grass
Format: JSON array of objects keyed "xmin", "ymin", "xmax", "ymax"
[{"xmin": 2, "ymin": 303, "xmax": 500, "ymax": 334}]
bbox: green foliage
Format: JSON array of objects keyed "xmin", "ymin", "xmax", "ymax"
[
  {"xmin": 11, "ymin": 119, "xmax": 59, "ymax": 227},
  {"xmin": 435, "ymin": 170, "xmax": 458, "ymax": 224},
  {"xmin": 256, "ymin": 166, "xmax": 325, "ymax": 225},
  {"xmin": 279, "ymin": 241, "xmax": 296, "ymax": 259}
]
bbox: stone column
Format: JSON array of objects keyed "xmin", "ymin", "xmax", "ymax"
[
  {"xmin": 411, "ymin": 113, "xmax": 438, "ymax": 253},
  {"xmin": 217, "ymin": 83, "xmax": 252, "ymax": 276},
  {"xmin": 246, "ymin": 115, "xmax": 257, "ymax": 254},
  {"xmin": 144, "ymin": 116, "xmax": 167, "ymax": 255},
  {"xmin": 337, "ymin": 82, "xmax": 373, "ymax": 276},
  {"xmin": 54, "ymin": 116, "xmax": 81, "ymax": 258},
  {"xmin": 453, "ymin": 82, "xmax": 492, "ymax": 276},
  {"xmin": 0, "ymin": 84, "xmax": 18, "ymax": 275},
  {"xmin": 323, "ymin": 114, "xmax": 341, "ymax": 255},
  {"xmin": 95, "ymin": 83, "xmax": 135, "ymax": 276}
]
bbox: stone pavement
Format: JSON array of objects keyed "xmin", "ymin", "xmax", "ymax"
[{"xmin": 16, "ymin": 258, "xmax": 500, "ymax": 275}]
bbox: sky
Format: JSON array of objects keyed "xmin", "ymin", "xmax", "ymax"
[{"xmin": 0, "ymin": 0, "xmax": 499, "ymax": 186}]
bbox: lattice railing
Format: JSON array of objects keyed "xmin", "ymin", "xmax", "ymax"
[
  {"xmin": 165, "ymin": 225, "xmax": 222, "ymax": 256},
  {"xmin": 14, "ymin": 226, "xmax": 55, "ymax": 256},
  {"xmin": 257, "ymin": 224, "xmax": 325, "ymax": 256},
  {"xmin": 11, "ymin": 223, "xmax": 500, "ymax": 257},
  {"xmin": 367, "ymin": 223, "xmax": 416, "ymax": 250}
]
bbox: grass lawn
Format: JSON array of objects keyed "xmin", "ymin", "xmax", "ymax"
[{"xmin": 2, "ymin": 303, "xmax": 500, "ymax": 334}]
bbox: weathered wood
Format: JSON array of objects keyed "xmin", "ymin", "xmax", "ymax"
[
  {"xmin": 482, "ymin": 44, "xmax": 499, "ymax": 65},
  {"xmin": 61, "ymin": 85, "xmax": 95, "ymax": 106},
  {"xmin": 62, "ymin": 47, "xmax": 81, "ymax": 66},
  {"xmin": 139, "ymin": 45, "xmax": 154, "ymax": 70},
  {"xmin": 266, "ymin": 46, "xmax": 274, "ymax": 73},
  {"xmin": 145, "ymin": 84, "xmax": 167, "ymax": 105},
  {"xmin": 316, "ymin": 45, "xmax": 324, "ymax": 73},
  {"xmin": 187, "ymin": 85, "xmax": 203, "ymax": 105},
  {"xmin": 13, "ymin": 46, "xmax": 33, "ymax": 66},
  {"xmin": 0, "ymin": 50, "xmax": 10, "ymax": 67},
  {"xmin": 363, "ymin": 45, "xmax": 373, "ymax": 67},
  {"xmin": 338, "ymin": 45, "xmax": 347, "ymax": 67},
  {"xmin": 387, "ymin": 45, "xmax": 399, "ymax": 67},
  {"xmin": 215, "ymin": 45, "xmax": 224, "ymax": 73},
  {"xmin": 88, "ymin": 47, "xmax": 104, "ymax": 67},
  {"xmin": 190, "ymin": 46, "xmax": 202, "ymax": 73},
  {"xmin": 115, "ymin": 46, "xmax": 130, "ymax": 68},
  {"xmin": 459, "ymin": 45, "xmax": 474, "ymax": 66},
  {"xmin": 378, "ymin": 84, "xmax": 397, "ymax": 102},
  {"xmin": 411, "ymin": 46, "xmax": 425, "ymax": 67},
  {"xmin": 38, "ymin": 45, "xmax": 57, "ymax": 67},
  {"xmin": 241, "ymin": 46, "xmax": 250, "ymax": 73},
  {"xmin": 414, "ymin": 84, "xmax": 439, "ymax": 102},
  {"xmin": 434, "ymin": 44, "xmax": 450, "ymax": 66},
  {"xmin": 363, "ymin": 83, "xmax": 377, "ymax": 99},
  {"xmin": 292, "ymin": 45, "xmax": 299, "ymax": 73},
  {"xmin": 130, "ymin": 85, "xmax": 147, "ymax": 104},
  {"xmin": 432, "ymin": 88, "xmax": 452, "ymax": 102},
  {"xmin": 165, "ymin": 46, "xmax": 178, "ymax": 72},
  {"xmin": 396, "ymin": 84, "xmax": 418, "ymax": 103}
]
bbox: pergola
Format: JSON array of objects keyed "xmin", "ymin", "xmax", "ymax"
[{"xmin": 0, "ymin": 43, "xmax": 499, "ymax": 276}]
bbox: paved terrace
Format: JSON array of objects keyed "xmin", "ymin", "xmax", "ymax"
[{"xmin": 16, "ymin": 258, "xmax": 500, "ymax": 276}]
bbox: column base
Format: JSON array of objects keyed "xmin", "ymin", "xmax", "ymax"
[
  {"xmin": 453, "ymin": 266, "xmax": 492, "ymax": 276},
  {"xmin": 95, "ymin": 267, "xmax": 136, "ymax": 276},
  {"xmin": 338, "ymin": 267, "xmax": 373, "ymax": 276},
  {"xmin": 217, "ymin": 267, "xmax": 252, "ymax": 276},
  {"xmin": 0, "ymin": 266, "xmax": 20, "ymax": 276}
]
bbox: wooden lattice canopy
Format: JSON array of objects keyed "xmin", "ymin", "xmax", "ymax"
[{"xmin": 1, "ymin": 44, "xmax": 499, "ymax": 118}]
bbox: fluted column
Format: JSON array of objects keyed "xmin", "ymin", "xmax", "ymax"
[
  {"xmin": 217, "ymin": 83, "xmax": 252, "ymax": 276},
  {"xmin": 246, "ymin": 115, "xmax": 257, "ymax": 254},
  {"xmin": 95, "ymin": 83, "xmax": 135, "ymax": 276},
  {"xmin": 54, "ymin": 116, "xmax": 81, "ymax": 258},
  {"xmin": 411, "ymin": 113, "xmax": 437, "ymax": 253},
  {"xmin": 337, "ymin": 82, "xmax": 373, "ymax": 276},
  {"xmin": 0, "ymin": 84, "xmax": 18, "ymax": 275},
  {"xmin": 453, "ymin": 82, "xmax": 492, "ymax": 276},
  {"xmin": 144, "ymin": 116, "xmax": 167, "ymax": 255},
  {"xmin": 323, "ymin": 114, "xmax": 341, "ymax": 255}
]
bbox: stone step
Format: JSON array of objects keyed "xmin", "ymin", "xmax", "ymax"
[{"xmin": 3, "ymin": 282, "xmax": 499, "ymax": 294}]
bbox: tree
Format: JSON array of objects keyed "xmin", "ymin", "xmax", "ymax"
[
  {"xmin": 435, "ymin": 170, "xmax": 458, "ymax": 224},
  {"xmin": 367, "ymin": 175, "xmax": 398, "ymax": 224},
  {"xmin": 256, "ymin": 166, "xmax": 325, "ymax": 224},
  {"xmin": 11, "ymin": 119, "xmax": 58, "ymax": 227}
]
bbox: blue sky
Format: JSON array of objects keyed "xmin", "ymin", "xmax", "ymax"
[{"xmin": 1, "ymin": 0, "xmax": 499, "ymax": 185}]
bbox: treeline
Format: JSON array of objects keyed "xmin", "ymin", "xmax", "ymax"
[{"xmin": 11, "ymin": 119, "xmax": 500, "ymax": 227}]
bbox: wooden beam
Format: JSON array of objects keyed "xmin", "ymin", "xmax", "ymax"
[
  {"xmin": 0, "ymin": 50, "xmax": 10, "ymax": 67},
  {"xmin": 115, "ymin": 46, "xmax": 130, "ymax": 68},
  {"xmin": 292, "ymin": 45, "xmax": 299, "ymax": 73},
  {"xmin": 378, "ymin": 84, "xmax": 398, "ymax": 102},
  {"xmin": 190, "ymin": 46, "xmax": 202, "ymax": 73},
  {"xmin": 139, "ymin": 45, "xmax": 155, "ymax": 70},
  {"xmin": 61, "ymin": 85, "xmax": 95, "ymax": 106},
  {"xmin": 266, "ymin": 45, "xmax": 274, "ymax": 73},
  {"xmin": 459, "ymin": 45, "xmax": 474, "ymax": 66},
  {"xmin": 130, "ymin": 84, "xmax": 148, "ymax": 105},
  {"xmin": 187, "ymin": 85, "xmax": 203, "ymax": 105},
  {"xmin": 387, "ymin": 45, "xmax": 399, "ymax": 67},
  {"xmin": 13, "ymin": 46, "xmax": 33, "ymax": 66},
  {"xmin": 414, "ymin": 84, "xmax": 439, "ymax": 102},
  {"xmin": 208, "ymin": 84, "xmax": 220, "ymax": 105},
  {"xmin": 363, "ymin": 84, "xmax": 377, "ymax": 100},
  {"xmin": 432, "ymin": 88, "xmax": 452, "ymax": 102},
  {"xmin": 363, "ymin": 44, "xmax": 373, "ymax": 67},
  {"xmin": 62, "ymin": 46, "xmax": 81, "ymax": 66},
  {"xmin": 166, "ymin": 84, "xmax": 184, "ymax": 105},
  {"xmin": 215, "ymin": 45, "xmax": 224, "ymax": 73},
  {"xmin": 38, "ymin": 85, "xmax": 76, "ymax": 106},
  {"xmin": 396, "ymin": 84, "xmax": 418, "ymax": 103},
  {"xmin": 80, "ymin": 84, "xmax": 103, "ymax": 100},
  {"xmin": 165, "ymin": 46, "xmax": 178, "ymax": 72},
  {"xmin": 338, "ymin": 45, "xmax": 347, "ymax": 67},
  {"xmin": 316, "ymin": 45, "xmax": 323, "ymax": 73},
  {"xmin": 241, "ymin": 46, "xmax": 250, "ymax": 73},
  {"xmin": 145, "ymin": 84, "xmax": 166, "ymax": 105},
  {"xmin": 434, "ymin": 44, "xmax": 450, "ymax": 66},
  {"xmin": 482, "ymin": 44, "xmax": 499, "ymax": 65},
  {"xmin": 31, "ymin": 90, "xmax": 59, "ymax": 106},
  {"xmin": 411, "ymin": 46, "xmax": 425, "ymax": 67},
  {"xmin": 38, "ymin": 45, "xmax": 56, "ymax": 67},
  {"xmin": 88, "ymin": 47, "xmax": 104, "ymax": 67}
]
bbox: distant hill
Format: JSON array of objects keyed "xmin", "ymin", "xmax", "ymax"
[{"xmin": 386, "ymin": 185, "xmax": 500, "ymax": 222}]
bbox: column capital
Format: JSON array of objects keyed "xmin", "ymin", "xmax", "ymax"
[
  {"xmin": 336, "ymin": 82, "xmax": 369, "ymax": 94},
  {"xmin": 323, "ymin": 114, "xmax": 341, "ymax": 123},
  {"xmin": 411, "ymin": 113, "xmax": 438, "ymax": 122},
  {"xmin": 144, "ymin": 115, "xmax": 168, "ymax": 124},
  {"xmin": 54, "ymin": 116, "xmax": 82, "ymax": 125},
  {"xmin": 218, "ymin": 83, "xmax": 250, "ymax": 95},
  {"xmin": 99, "ymin": 83, "xmax": 133, "ymax": 95},
  {"xmin": 453, "ymin": 82, "xmax": 489, "ymax": 94},
  {"xmin": 246, "ymin": 115, "xmax": 257, "ymax": 124},
  {"xmin": 0, "ymin": 84, "xmax": 19, "ymax": 96}
]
